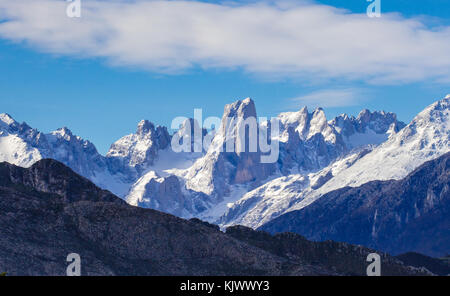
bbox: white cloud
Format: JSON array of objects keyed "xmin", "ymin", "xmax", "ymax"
[
  {"xmin": 0, "ymin": 0, "xmax": 449, "ymax": 83},
  {"xmin": 290, "ymin": 88, "xmax": 365, "ymax": 108}
]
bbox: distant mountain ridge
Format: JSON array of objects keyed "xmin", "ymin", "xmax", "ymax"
[
  {"xmin": 1, "ymin": 95, "xmax": 449, "ymax": 235},
  {"xmin": 0, "ymin": 98, "xmax": 406, "ymax": 222}
]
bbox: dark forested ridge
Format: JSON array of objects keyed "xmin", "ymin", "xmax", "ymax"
[{"xmin": 0, "ymin": 159, "xmax": 428, "ymax": 276}]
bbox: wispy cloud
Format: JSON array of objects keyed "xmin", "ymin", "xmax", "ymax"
[
  {"xmin": 0, "ymin": 0, "xmax": 449, "ymax": 84},
  {"xmin": 290, "ymin": 88, "xmax": 365, "ymax": 108}
]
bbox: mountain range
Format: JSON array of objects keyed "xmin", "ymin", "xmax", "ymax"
[
  {"xmin": 0, "ymin": 94, "xmax": 449, "ymax": 257},
  {"xmin": 221, "ymin": 96, "xmax": 450, "ymax": 230},
  {"xmin": 0, "ymin": 98, "xmax": 408, "ymax": 214}
]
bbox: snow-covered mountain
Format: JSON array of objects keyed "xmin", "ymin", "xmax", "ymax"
[
  {"xmin": 260, "ymin": 152, "xmax": 450, "ymax": 257},
  {"xmin": 124, "ymin": 117, "xmax": 207, "ymax": 216},
  {"xmin": 123, "ymin": 97, "xmax": 406, "ymax": 221},
  {"xmin": 185, "ymin": 99, "xmax": 276, "ymax": 196},
  {"xmin": 0, "ymin": 113, "xmax": 46, "ymax": 168},
  {"xmin": 0, "ymin": 114, "xmax": 136, "ymax": 196},
  {"xmin": 125, "ymin": 99, "xmax": 278, "ymax": 219},
  {"xmin": 315, "ymin": 97, "xmax": 449, "ymax": 189},
  {"xmin": 221, "ymin": 95, "xmax": 450, "ymax": 228},
  {"xmin": 276, "ymin": 106, "xmax": 404, "ymax": 175},
  {"xmin": 1, "ymin": 95, "xmax": 447, "ymax": 230},
  {"xmin": 106, "ymin": 120, "xmax": 171, "ymax": 178}
]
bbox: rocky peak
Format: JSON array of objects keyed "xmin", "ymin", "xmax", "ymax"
[
  {"xmin": 173, "ymin": 118, "xmax": 207, "ymax": 153},
  {"xmin": 185, "ymin": 98, "xmax": 275, "ymax": 199},
  {"xmin": 221, "ymin": 98, "xmax": 275, "ymax": 183},
  {"xmin": 52, "ymin": 127, "xmax": 74, "ymax": 140},
  {"xmin": 307, "ymin": 108, "xmax": 328, "ymax": 138},
  {"xmin": 0, "ymin": 113, "xmax": 21, "ymax": 133},
  {"xmin": 220, "ymin": 98, "xmax": 257, "ymax": 134},
  {"xmin": 393, "ymin": 96, "xmax": 449, "ymax": 148},
  {"xmin": 278, "ymin": 106, "xmax": 310, "ymax": 140},
  {"xmin": 136, "ymin": 120, "xmax": 156, "ymax": 137},
  {"xmin": 0, "ymin": 113, "xmax": 16, "ymax": 126},
  {"xmin": 355, "ymin": 109, "xmax": 404, "ymax": 134},
  {"xmin": 226, "ymin": 97, "xmax": 256, "ymax": 118},
  {"xmin": 356, "ymin": 109, "xmax": 371, "ymax": 122},
  {"xmin": 107, "ymin": 120, "xmax": 171, "ymax": 173}
]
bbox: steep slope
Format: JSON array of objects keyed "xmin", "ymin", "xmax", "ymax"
[
  {"xmin": 260, "ymin": 153, "xmax": 450, "ymax": 257},
  {"xmin": 219, "ymin": 150, "xmax": 371, "ymax": 227},
  {"xmin": 184, "ymin": 98, "xmax": 276, "ymax": 197},
  {"xmin": 0, "ymin": 159, "xmax": 426, "ymax": 276},
  {"xmin": 124, "ymin": 118, "xmax": 207, "ymax": 216},
  {"xmin": 0, "ymin": 113, "xmax": 45, "ymax": 167},
  {"xmin": 221, "ymin": 96, "xmax": 449, "ymax": 229},
  {"xmin": 311, "ymin": 97, "xmax": 449, "ymax": 191}
]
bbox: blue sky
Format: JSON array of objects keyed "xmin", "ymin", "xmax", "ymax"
[{"xmin": 0, "ymin": 0, "xmax": 449, "ymax": 154}]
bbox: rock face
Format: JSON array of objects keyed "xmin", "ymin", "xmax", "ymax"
[
  {"xmin": 260, "ymin": 153, "xmax": 450, "ymax": 257},
  {"xmin": 107, "ymin": 120, "xmax": 171, "ymax": 176},
  {"xmin": 185, "ymin": 98, "xmax": 276, "ymax": 198},
  {"xmin": 276, "ymin": 107, "xmax": 404, "ymax": 174},
  {"xmin": 0, "ymin": 159, "xmax": 427, "ymax": 276},
  {"xmin": 126, "ymin": 171, "xmax": 191, "ymax": 217}
]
